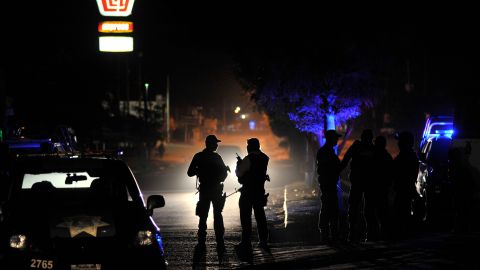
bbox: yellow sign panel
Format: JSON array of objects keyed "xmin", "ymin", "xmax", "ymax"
[{"xmin": 98, "ymin": 21, "xmax": 133, "ymax": 33}]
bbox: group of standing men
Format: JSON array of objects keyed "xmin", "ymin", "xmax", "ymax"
[
  {"xmin": 316, "ymin": 129, "xmax": 419, "ymax": 243},
  {"xmin": 187, "ymin": 135, "xmax": 269, "ymax": 253},
  {"xmin": 186, "ymin": 129, "xmax": 419, "ymax": 253}
]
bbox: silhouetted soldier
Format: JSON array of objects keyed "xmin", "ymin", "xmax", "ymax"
[
  {"xmin": 370, "ymin": 135, "xmax": 393, "ymax": 240},
  {"xmin": 341, "ymin": 129, "xmax": 375, "ymax": 242},
  {"xmin": 392, "ymin": 131, "xmax": 419, "ymax": 238},
  {"xmin": 316, "ymin": 130, "xmax": 342, "ymax": 242},
  {"xmin": 235, "ymin": 138, "xmax": 270, "ymax": 250},
  {"xmin": 187, "ymin": 135, "xmax": 228, "ymax": 252}
]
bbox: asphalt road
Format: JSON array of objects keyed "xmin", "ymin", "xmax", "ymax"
[{"xmin": 145, "ymin": 182, "xmax": 480, "ymax": 269}]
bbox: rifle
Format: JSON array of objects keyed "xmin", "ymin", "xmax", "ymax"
[{"xmin": 226, "ymin": 187, "xmax": 243, "ymax": 198}]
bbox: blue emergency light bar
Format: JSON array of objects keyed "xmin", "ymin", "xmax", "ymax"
[
  {"xmin": 435, "ymin": 129, "xmax": 454, "ymax": 135},
  {"xmin": 7, "ymin": 139, "xmax": 52, "ymax": 149}
]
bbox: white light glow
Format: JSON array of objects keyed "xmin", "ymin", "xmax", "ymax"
[
  {"xmin": 22, "ymin": 173, "xmax": 95, "ymax": 189},
  {"xmin": 10, "ymin": 234, "xmax": 27, "ymax": 249},
  {"xmin": 135, "ymin": 230, "xmax": 153, "ymax": 246},
  {"xmin": 99, "ymin": 36, "xmax": 133, "ymax": 52}
]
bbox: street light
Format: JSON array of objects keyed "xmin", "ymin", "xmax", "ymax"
[
  {"xmin": 144, "ymin": 83, "xmax": 149, "ymax": 123},
  {"xmin": 234, "ymin": 106, "xmax": 241, "ymax": 114}
]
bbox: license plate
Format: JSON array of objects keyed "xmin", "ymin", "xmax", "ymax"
[
  {"xmin": 29, "ymin": 258, "xmax": 55, "ymax": 269},
  {"xmin": 70, "ymin": 264, "xmax": 101, "ymax": 270}
]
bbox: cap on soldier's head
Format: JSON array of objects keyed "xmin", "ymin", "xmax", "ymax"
[
  {"xmin": 205, "ymin": 134, "xmax": 221, "ymax": 144},
  {"xmin": 325, "ymin": 130, "xmax": 342, "ymax": 140},
  {"xmin": 247, "ymin": 138, "xmax": 260, "ymax": 150},
  {"xmin": 361, "ymin": 129, "xmax": 374, "ymax": 142}
]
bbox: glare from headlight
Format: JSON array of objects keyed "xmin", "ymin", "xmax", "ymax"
[
  {"xmin": 10, "ymin": 234, "xmax": 27, "ymax": 249},
  {"xmin": 135, "ymin": 230, "xmax": 153, "ymax": 246}
]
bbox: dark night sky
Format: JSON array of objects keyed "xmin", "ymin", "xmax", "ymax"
[{"xmin": 1, "ymin": 2, "xmax": 479, "ymax": 129}]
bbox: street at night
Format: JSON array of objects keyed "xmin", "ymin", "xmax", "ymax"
[{"xmin": 1, "ymin": 2, "xmax": 480, "ymax": 270}]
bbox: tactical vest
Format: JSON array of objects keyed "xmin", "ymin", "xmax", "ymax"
[
  {"xmin": 196, "ymin": 150, "xmax": 226, "ymax": 188},
  {"xmin": 242, "ymin": 152, "xmax": 269, "ymax": 192}
]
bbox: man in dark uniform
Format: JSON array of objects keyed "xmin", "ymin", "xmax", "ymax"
[
  {"xmin": 316, "ymin": 130, "xmax": 342, "ymax": 242},
  {"xmin": 392, "ymin": 131, "xmax": 419, "ymax": 238},
  {"xmin": 370, "ymin": 135, "xmax": 393, "ymax": 240},
  {"xmin": 187, "ymin": 135, "xmax": 229, "ymax": 252},
  {"xmin": 235, "ymin": 138, "xmax": 269, "ymax": 250},
  {"xmin": 341, "ymin": 129, "xmax": 375, "ymax": 242}
]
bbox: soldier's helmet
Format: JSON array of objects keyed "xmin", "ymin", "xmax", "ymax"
[{"xmin": 325, "ymin": 130, "xmax": 342, "ymax": 140}]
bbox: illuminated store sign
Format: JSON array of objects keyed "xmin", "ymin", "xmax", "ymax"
[
  {"xmin": 98, "ymin": 21, "xmax": 133, "ymax": 33},
  {"xmin": 99, "ymin": 36, "xmax": 134, "ymax": 52},
  {"xmin": 96, "ymin": 0, "xmax": 135, "ymax": 17}
]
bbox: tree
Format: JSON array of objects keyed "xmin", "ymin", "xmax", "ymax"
[{"xmin": 234, "ymin": 44, "xmax": 381, "ymax": 148}]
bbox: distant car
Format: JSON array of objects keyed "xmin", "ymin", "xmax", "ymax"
[{"xmin": 0, "ymin": 156, "xmax": 167, "ymax": 269}]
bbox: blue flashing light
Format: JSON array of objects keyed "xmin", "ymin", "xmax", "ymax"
[
  {"xmin": 435, "ymin": 129, "xmax": 454, "ymax": 135},
  {"xmin": 249, "ymin": 120, "xmax": 256, "ymax": 130},
  {"xmin": 9, "ymin": 143, "xmax": 42, "ymax": 149},
  {"xmin": 155, "ymin": 233, "xmax": 165, "ymax": 256}
]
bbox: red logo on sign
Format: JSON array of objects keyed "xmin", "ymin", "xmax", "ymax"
[{"xmin": 96, "ymin": 0, "xmax": 135, "ymax": 17}]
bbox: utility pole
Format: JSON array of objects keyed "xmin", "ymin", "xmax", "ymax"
[
  {"xmin": 223, "ymin": 98, "xmax": 226, "ymax": 133},
  {"xmin": 166, "ymin": 75, "xmax": 170, "ymax": 142},
  {"xmin": 138, "ymin": 52, "xmax": 143, "ymax": 114},
  {"xmin": 125, "ymin": 55, "xmax": 130, "ymax": 116}
]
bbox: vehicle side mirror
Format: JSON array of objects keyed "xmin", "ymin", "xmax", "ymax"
[{"xmin": 146, "ymin": 195, "xmax": 165, "ymax": 216}]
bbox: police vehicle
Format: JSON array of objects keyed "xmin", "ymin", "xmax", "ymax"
[
  {"xmin": 415, "ymin": 115, "xmax": 454, "ymax": 224},
  {"xmin": 3, "ymin": 125, "xmax": 79, "ymax": 155},
  {"xmin": 0, "ymin": 154, "xmax": 167, "ymax": 269}
]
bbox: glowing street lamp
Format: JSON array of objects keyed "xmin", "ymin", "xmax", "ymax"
[
  {"xmin": 144, "ymin": 83, "xmax": 149, "ymax": 122},
  {"xmin": 234, "ymin": 106, "xmax": 241, "ymax": 114}
]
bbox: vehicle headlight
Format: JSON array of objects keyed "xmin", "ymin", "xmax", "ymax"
[
  {"xmin": 135, "ymin": 230, "xmax": 153, "ymax": 246},
  {"xmin": 10, "ymin": 234, "xmax": 27, "ymax": 250}
]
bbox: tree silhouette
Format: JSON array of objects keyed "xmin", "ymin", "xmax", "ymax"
[{"xmin": 235, "ymin": 44, "xmax": 381, "ymax": 147}]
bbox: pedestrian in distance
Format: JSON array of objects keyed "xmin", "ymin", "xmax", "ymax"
[
  {"xmin": 187, "ymin": 135, "xmax": 229, "ymax": 253},
  {"xmin": 158, "ymin": 139, "xmax": 165, "ymax": 159},
  {"xmin": 316, "ymin": 129, "xmax": 342, "ymax": 243},
  {"xmin": 235, "ymin": 138, "xmax": 270, "ymax": 251},
  {"xmin": 340, "ymin": 129, "xmax": 375, "ymax": 242},
  {"xmin": 391, "ymin": 131, "xmax": 419, "ymax": 239}
]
